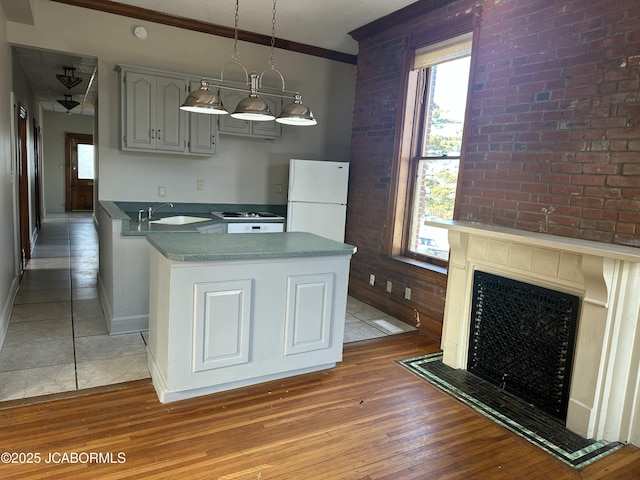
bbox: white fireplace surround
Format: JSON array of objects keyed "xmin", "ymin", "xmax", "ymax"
[{"xmin": 432, "ymin": 220, "xmax": 640, "ymax": 446}]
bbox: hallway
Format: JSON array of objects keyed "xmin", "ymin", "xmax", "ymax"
[
  {"xmin": 0, "ymin": 213, "xmax": 148, "ymax": 402},
  {"xmin": 0, "ymin": 213, "xmax": 415, "ymax": 403}
]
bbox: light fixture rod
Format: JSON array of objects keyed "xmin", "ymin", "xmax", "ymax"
[
  {"xmin": 180, "ymin": 0, "xmax": 315, "ymax": 125},
  {"xmin": 202, "ymin": 75, "xmax": 292, "ymax": 99}
]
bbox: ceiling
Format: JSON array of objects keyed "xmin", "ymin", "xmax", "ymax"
[
  {"xmin": 111, "ymin": 0, "xmax": 419, "ymax": 55},
  {"xmin": 7, "ymin": 0, "xmax": 421, "ymax": 115},
  {"xmin": 14, "ymin": 47, "xmax": 98, "ymax": 116}
]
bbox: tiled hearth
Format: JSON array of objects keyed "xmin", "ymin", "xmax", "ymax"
[{"xmin": 434, "ymin": 220, "xmax": 640, "ymax": 446}]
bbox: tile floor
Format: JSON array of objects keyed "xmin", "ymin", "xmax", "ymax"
[{"xmin": 0, "ymin": 213, "xmax": 415, "ymax": 402}]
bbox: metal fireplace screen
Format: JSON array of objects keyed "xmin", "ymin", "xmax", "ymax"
[{"xmin": 467, "ymin": 271, "xmax": 580, "ymax": 421}]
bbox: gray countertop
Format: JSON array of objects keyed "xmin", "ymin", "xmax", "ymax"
[
  {"xmin": 99, "ymin": 200, "xmax": 287, "ymax": 236},
  {"xmin": 146, "ymin": 232, "xmax": 357, "ymax": 261}
]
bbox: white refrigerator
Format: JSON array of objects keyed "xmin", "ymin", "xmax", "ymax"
[{"xmin": 286, "ymin": 159, "xmax": 349, "ymax": 242}]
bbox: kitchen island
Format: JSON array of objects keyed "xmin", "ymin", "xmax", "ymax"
[
  {"xmin": 96, "ymin": 201, "xmax": 286, "ymax": 334},
  {"xmin": 146, "ymin": 231, "xmax": 356, "ymax": 403}
]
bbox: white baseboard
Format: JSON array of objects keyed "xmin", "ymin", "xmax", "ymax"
[
  {"xmin": 0, "ymin": 275, "xmax": 20, "ymax": 351},
  {"xmin": 97, "ymin": 274, "xmax": 148, "ymax": 335},
  {"xmin": 109, "ymin": 315, "xmax": 149, "ymax": 335}
]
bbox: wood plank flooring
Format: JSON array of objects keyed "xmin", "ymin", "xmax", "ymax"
[{"xmin": 1, "ymin": 333, "xmax": 639, "ymax": 479}]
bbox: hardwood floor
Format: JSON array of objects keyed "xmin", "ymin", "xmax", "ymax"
[{"xmin": 1, "ymin": 333, "xmax": 639, "ymax": 479}]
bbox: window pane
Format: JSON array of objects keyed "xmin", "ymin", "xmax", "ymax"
[
  {"xmin": 77, "ymin": 144, "xmax": 94, "ymax": 180},
  {"xmin": 409, "ymin": 159, "xmax": 459, "ymax": 260},
  {"xmin": 422, "ymin": 56, "xmax": 470, "ymax": 157}
]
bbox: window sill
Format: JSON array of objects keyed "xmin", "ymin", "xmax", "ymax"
[{"xmin": 382, "ymin": 255, "xmax": 448, "ymax": 285}]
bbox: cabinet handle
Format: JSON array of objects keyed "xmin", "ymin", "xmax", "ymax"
[
  {"xmin": 157, "ymin": 129, "xmax": 161, "ymax": 139},
  {"xmin": 151, "ymin": 129, "xmax": 155, "ymax": 139}
]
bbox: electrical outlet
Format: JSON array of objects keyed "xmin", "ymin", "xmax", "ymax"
[
  {"xmin": 404, "ymin": 287, "xmax": 411, "ymax": 300},
  {"xmin": 386, "ymin": 281, "xmax": 392, "ymax": 293},
  {"xmin": 158, "ymin": 186, "xmax": 166, "ymax": 197},
  {"xmin": 369, "ymin": 274, "xmax": 375, "ymax": 286},
  {"xmin": 197, "ymin": 179, "xmax": 205, "ymax": 190},
  {"xmin": 274, "ymin": 183, "xmax": 283, "ymax": 194}
]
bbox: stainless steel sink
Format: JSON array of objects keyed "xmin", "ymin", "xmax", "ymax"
[{"xmin": 149, "ymin": 216, "xmax": 211, "ymax": 225}]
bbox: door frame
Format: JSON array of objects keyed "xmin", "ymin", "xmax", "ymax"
[
  {"xmin": 33, "ymin": 118, "xmax": 42, "ymax": 229},
  {"xmin": 10, "ymin": 93, "xmax": 22, "ymax": 278},
  {"xmin": 65, "ymin": 132, "xmax": 94, "ymax": 212},
  {"xmin": 17, "ymin": 103, "xmax": 30, "ymax": 270}
]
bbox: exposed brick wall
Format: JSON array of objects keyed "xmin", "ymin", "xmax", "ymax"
[
  {"xmin": 463, "ymin": 0, "xmax": 640, "ymax": 246},
  {"xmin": 346, "ymin": 0, "xmax": 640, "ymax": 338}
]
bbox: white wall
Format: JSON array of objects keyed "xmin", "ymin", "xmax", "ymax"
[
  {"xmin": 0, "ymin": 6, "xmax": 19, "ymax": 348},
  {"xmin": 41, "ymin": 111, "xmax": 93, "ymax": 213},
  {"xmin": 6, "ymin": 0, "xmax": 356, "ymax": 206}
]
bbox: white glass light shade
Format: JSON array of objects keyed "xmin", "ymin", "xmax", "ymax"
[
  {"xmin": 276, "ymin": 94, "xmax": 316, "ymax": 126},
  {"xmin": 231, "ymin": 95, "xmax": 275, "ymax": 121},
  {"xmin": 180, "ymin": 79, "xmax": 228, "ymax": 114}
]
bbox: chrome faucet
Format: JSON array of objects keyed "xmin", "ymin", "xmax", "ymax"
[{"xmin": 147, "ymin": 202, "xmax": 173, "ymax": 220}]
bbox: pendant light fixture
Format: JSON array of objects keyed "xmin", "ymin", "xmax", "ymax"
[
  {"xmin": 231, "ymin": 70, "xmax": 275, "ymax": 121},
  {"xmin": 57, "ymin": 94, "xmax": 80, "ymax": 111},
  {"xmin": 56, "ymin": 67, "xmax": 83, "ymax": 90},
  {"xmin": 230, "ymin": 0, "xmax": 274, "ymax": 122},
  {"xmin": 277, "ymin": 92, "xmax": 317, "ymax": 126},
  {"xmin": 180, "ymin": 0, "xmax": 316, "ymax": 126},
  {"xmin": 179, "ymin": 78, "xmax": 226, "ymax": 114}
]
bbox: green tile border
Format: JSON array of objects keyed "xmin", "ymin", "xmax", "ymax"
[{"xmin": 398, "ymin": 352, "xmax": 623, "ymax": 469}]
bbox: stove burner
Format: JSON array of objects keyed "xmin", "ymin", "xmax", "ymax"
[{"xmin": 216, "ymin": 211, "xmax": 283, "ymax": 219}]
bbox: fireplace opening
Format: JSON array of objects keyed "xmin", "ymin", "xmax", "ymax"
[{"xmin": 467, "ymin": 271, "xmax": 580, "ymax": 421}]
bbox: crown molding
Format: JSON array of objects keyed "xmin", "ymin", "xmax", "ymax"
[{"xmin": 50, "ymin": 0, "xmax": 357, "ymax": 65}]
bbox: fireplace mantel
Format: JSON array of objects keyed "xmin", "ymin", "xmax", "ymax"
[{"xmin": 431, "ymin": 220, "xmax": 640, "ymax": 446}]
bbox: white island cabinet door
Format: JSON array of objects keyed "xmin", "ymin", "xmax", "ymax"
[
  {"xmin": 284, "ymin": 273, "xmax": 334, "ymax": 355},
  {"xmin": 192, "ymin": 280, "xmax": 252, "ymax": 372}
]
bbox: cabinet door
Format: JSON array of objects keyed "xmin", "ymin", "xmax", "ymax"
[
  {"xmin": 124, "ymin": 72, "xmax": 156, "ymax": 149},
  {"xmin": 156, "ymin": 76, "xmax": 186, "ymax": 152},
  {"xmin": 188, "ymin": 81, "xmax": 218, "ymax": 155},
  {"xmin": 284, "ymin": 273, "xmax": 334, "ymax": 355},
  {"xmin": 218, "ymin": 89, "xmax": 282, "ymax": 138},
  {"xmin": 252, "ymin": 95, "xmax": 282, "ymax": 138},
  {"xmin": 192, "ymin": 279, "xmax": 252, "ymax": 372},
  {"xmin": 218, "ymin": 90, "xmax": 251, "ymax": 136}
]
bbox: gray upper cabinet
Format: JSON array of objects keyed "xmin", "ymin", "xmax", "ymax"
[
  {"xmin": 187, "ymin": 80, "xmax": 217, "ymax": 155},
  {"xmin": 118, "ymin": 65, "xmax": 216, "ymax": 157},
  {"xmin": 218, "ymin": 89, "xmax": 282, "ymax": 139},
  {"xmin": 121, "ymin": 69, "xmax": 185, "ymax": 153},
  {"xmin": 155, "ymin": 76, "xmax": 186, "ymax": 151}
]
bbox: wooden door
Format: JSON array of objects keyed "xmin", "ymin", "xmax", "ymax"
[
  {"xmin": 17, "ymin": 104, "xmax": 30, "ymax": 269},
  {"xmin": 65, "ymin": 133, "xmax": 94, "ymax": 211}
]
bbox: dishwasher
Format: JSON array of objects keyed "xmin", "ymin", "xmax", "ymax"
[{"xmin": 211, "ymin": 211, "xmax": 285, "ymax": 233}]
